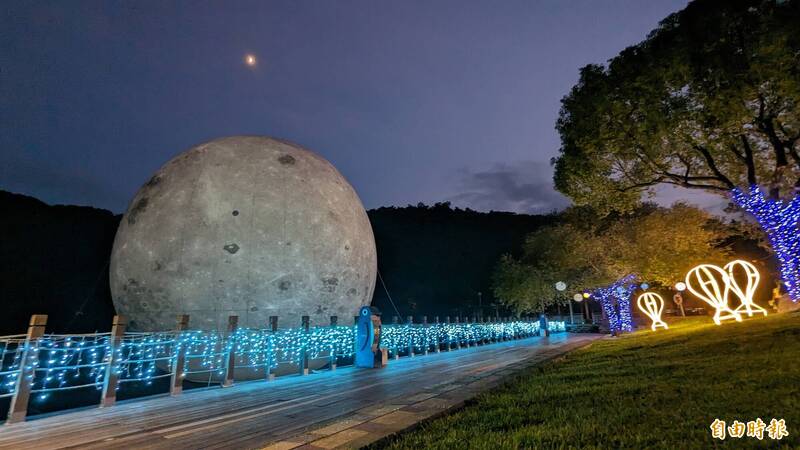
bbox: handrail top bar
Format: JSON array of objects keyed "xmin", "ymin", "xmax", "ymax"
[{"xmin": 5, "ymin": 319, "xmax": 541, "ymax": 341}]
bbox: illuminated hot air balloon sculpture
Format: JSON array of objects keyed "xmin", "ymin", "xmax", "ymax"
[
  {"xmin": 724, "ymin": 259, "xmax": 768, "ymax": 318},
  {"xmin": 636, "ymin": 292, "xmax": 668, "ymax": 331},
  {"xmin": 685, "ymin": 264, "xmax": 743, "ymax": 326}
]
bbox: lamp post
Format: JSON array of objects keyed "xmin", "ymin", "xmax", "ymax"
[
  {"xmin": 555, "ymin": 281, "xmax": 571, "ymax": 325},
  {"xmin": 674, "ymin": 282, "xmax": 686, "ymax": 317},
  {"xmin": 573, "ymin": 293, "xmax": 584, "ymax": 324},
  {"xmin": 580, "ymin": 292, "xmax": 592, "ymax": 322}
]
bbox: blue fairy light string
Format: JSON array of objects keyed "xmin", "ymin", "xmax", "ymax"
[
  {"xmin": 731, "ymin": 185, "xmax": 800, "ymax": 303},
  {"xmin": 1, "ymin": 319, "xmax": 565, "ymax": 405},
  {"xmin": 591, "ymin": 274, "xmax": 637, "ymax": 334}
]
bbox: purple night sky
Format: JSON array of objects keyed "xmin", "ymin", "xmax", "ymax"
[{"xmin": 2, "ymin": 0, "xmax": 716, "ymax": 214}]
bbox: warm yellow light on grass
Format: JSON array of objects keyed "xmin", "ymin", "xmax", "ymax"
[
  {"xmin": 725, "ymin": 259, "xmax": 768, "ymax": 317},
  {"xmin": 685, "ymin": 264, "xmax": 743, "ymax": 325},
  {"xmin": 636, "ymin": 292, "xmax": 668, "ymax": 331}
]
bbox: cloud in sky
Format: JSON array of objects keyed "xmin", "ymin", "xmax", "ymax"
[
  {"xmin": 650, "ymin": 184, "xmax": 732, "ymax": 217},
  {"xmin": 448, "ymin": 161, "xmax": 571, "ymax": 214},
  {"xmin": 447, "ymin": 162, "xmax": 736, "ymax": 217}
]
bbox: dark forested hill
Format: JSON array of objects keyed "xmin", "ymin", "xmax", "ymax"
[
  {"xmin": 0, "ymin": 191, "xmax": 554, "ymax": 333},
  {"xmin": 0, "ymin": 191, "xmax": 120, "ymax": 335},
  {"xmin": 369, "ymin": 202, "xmax": 555, "ymax": 319}
]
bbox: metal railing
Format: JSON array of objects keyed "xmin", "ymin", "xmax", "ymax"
[{"xmin": 1, "ymin": 314, "xmax": 565, "ymax": 424}]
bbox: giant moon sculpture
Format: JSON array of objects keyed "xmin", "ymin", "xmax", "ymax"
[{"xmin": 110, "ymin": 136, "xmax": 377, "ymax": 332}]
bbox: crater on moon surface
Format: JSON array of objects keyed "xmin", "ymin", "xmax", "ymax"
[{"xmin": 109, "ymin": 136, "xmax": 377, "ymax": 333}]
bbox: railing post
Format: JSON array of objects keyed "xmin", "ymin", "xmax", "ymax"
[
  {"xmin": 100, "ymin": 315, "xmax": 127, "ymax": 407},
  {"xmin": 223, "ymin": 315, "xmax": 238, "ymax": 387},
  {"xmin": 170, "ymin": 314, "xmax": 190, "ymax": 396},
  {"xmin": 267, "ymin": 316, "xmax": 278, "ymax": 381},
  {"xmin": 468, "ymin": 316, "xmax": 472, "ymax": 346},
  {"xmin": 445, "ymin": 316, "xmax": 451, "ymax": 351},
  {"xmin": 300, "ymin": 316, "xmax": 310, "ymax": 375},
  {"xmin": 497, "ymin": 317, "xmax": 502, "ymax": 342},
  {"xmin": 406, "ymin": 316, "xmax": 414, "ymax": 357},
  {"xmin": 496, "ymin": 317, "xmax": 502, "ymax": 341},
  {"xmin": 433, "ymin": 316, "xmax": 440, "ymax": 353},
  {"xmin": 455, "ymin": 316, "xmax": 461, "ymax": 349},
  {"xmin": 476, "ymin": 316, "xmax": 481, "ymax": 346},
  {"xmin": 540, "ymin": 312, "xmax": 550, "ymax": 337},
  {"xmin": 329, "ymin": 316, "xmax": 338, "ymax": 371},
  {"xmin": 421, "ymin": 316, "xmax": 428, "ymax": 355},
  {"xmin": 7, "ymin": 314, "xmax": 47, "ymax": 424},
  {"xmin": 392, "ymin": 316, "xmax": 400, "ymax": 359},
  {"xmin": 471, "ymin": 316, "xmax": 477, "ymax": 346}
]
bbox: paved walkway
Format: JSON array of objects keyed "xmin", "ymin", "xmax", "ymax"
[{"xmin": 0, "ymin": 333, "xmax": 602, "ymax": 450}]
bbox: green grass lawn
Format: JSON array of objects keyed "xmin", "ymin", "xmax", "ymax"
[{"xmin": 375, "ymin": 312, "xmax": 800, "ymax": 449}]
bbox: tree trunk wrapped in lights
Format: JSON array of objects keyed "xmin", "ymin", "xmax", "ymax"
[
  {"xmin": 592, "ymin": 275, "xmax": 637, "ymax": 334},
  {"xmin": 731, "ymin": 187, "xmax": 800, "ymax": 303}
]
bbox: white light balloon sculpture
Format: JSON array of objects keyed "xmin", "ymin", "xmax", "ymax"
[
  {"xmin": 636, "ymin": 292, "xmax": 669, "ymax": 331},
  {"xmin": 685, "ymin": 259, "xmax": 765, "ymax": 326},
  {"xmin": 724, "ymin": 260, "xmax": 768, "ymax": 318}
]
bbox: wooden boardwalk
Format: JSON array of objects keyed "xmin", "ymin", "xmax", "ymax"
[{"xmin": 0, "ymin": 333, "xmax": 601, "ymax": 449}]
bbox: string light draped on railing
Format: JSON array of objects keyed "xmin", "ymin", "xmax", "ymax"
[
  {"xmin": 0, "ymin": 336, "xmax": 26, "ymax": 400},
  {"xmin": 0, "ymin": 319, "xmax": 565, "ymax": 410}
]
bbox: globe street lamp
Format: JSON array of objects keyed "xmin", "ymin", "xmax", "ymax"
[
  {"xmin": 673, "ymin": 282, "xmax": 686, "ymax": 317},
  {"xmin": 576, "ymin": 292, "xmax": 592, "ymax": 323},
  {"xmin": 555, "ymin": 281, "xmax": 573, "ymax": 325}
]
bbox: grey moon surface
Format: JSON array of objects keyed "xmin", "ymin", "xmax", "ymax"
[{"xmin": 109, "ymin": 136, "xmax": 377, "ymax": 332}]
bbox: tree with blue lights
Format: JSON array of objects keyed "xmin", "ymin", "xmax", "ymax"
[
  {"xmin": 591, "ymin": 275, "xmax": 638, "ymax": 335},
  {"xmin": 553, "ymin": 0, "xmax": 800, "ymax": 302}
]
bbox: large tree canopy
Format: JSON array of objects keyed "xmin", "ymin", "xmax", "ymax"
[
  {"xmin": 492, "ymin": 204, "xmax": 732, "ymax": 314},
  {"xmin": 553, "ymin": 0, "xmax": 800, "ymax": 212}
]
